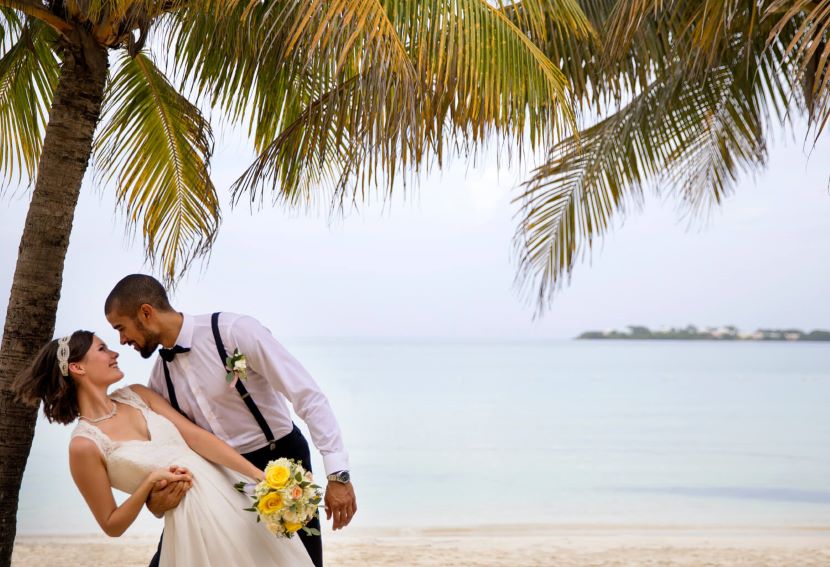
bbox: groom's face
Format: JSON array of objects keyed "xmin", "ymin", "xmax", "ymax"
[{"xmin": 107, "ymin": 308, "xmax": 163, "ymax": 359}]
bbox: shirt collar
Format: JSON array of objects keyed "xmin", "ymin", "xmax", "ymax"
[{"xmin": 173, "ymin": 313, "xmax": 194, "ymax": 349}]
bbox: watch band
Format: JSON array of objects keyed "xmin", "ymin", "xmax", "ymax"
[{"xmin": 326, "ymin": 470, "xmax": 351, "ymax": 483}]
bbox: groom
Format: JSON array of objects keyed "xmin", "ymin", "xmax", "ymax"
[{"xmin": 105, "ymin": 274, "xmax": 356, "ymax": 567}]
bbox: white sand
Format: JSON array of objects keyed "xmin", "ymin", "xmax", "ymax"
[{"xmin": 13, "ymin": 525, "xmax": 830, "ymax": 566}]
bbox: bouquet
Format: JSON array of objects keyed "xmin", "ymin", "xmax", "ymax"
[{"xmin": 234, "ymin": 458, "xmax": 322, "ymax": 538}]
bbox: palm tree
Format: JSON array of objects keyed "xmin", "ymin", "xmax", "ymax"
[
  {"xmin": 0, "ymin": 1, "xmax": 587, "ymax": 562},
  {"xmin": 513, "ymin": 0, "xmax": 830, "ymax": 310}
]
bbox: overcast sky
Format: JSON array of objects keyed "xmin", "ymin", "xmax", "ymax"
[{"xmin": 2, "ymin": 120, "xmax": 829, "ymax": 346}]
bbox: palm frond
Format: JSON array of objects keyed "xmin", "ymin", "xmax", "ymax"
[
  {"xmin": 768, "ymin": 0, "xmax": 830, "ymax": 136},
  {"xmin": 94, "ymin": 51, "xmax": 219, "ymax": 283},
  {"xmin": 165, "ymin": 1, "xmax": 417, "ymax": 127},
  {"xmin": 499, "ymin": 0, "xmax": 596, "ymax": 47},
  {"xmin": 602, "ymin": 0, "xmax": 670, "ymax": 69},
  {"xmin": 601, "ymin": 1, "xmax": 771, "ymax": 96},
  {"xmin": 232, "ymin": 69, "xmax": 396, "ymax": 209},
  {"xmin": 228, "ymin": 0, "xmax": 580, "ymax": 210},
  {"xmin": 514, "ymin": 62, "xmax": 770, "ymax": 311},
  {"xmin": 1, "ymin": 8, "xmax": 23, "ymax": 53},
  {"xmin": 163, "ymin": 1, "xmax": 426, "ymax": 206},
  {"xmin": 662, "ymin": 73, "xmax": 767, "ymax": 217},
  {"xmin": 0, "ymin": 1, "xmax": 74, "ymax": 35},
  {"xmin": 60, "ymin": 0, "xmax": 181, "ymax": 46},
  {"xmin": 0, "ymin": 16, "xmax": 59, "ymax": 187},
  {"xmin": 389, "ymin": 0, "xmax": 576, "ymax": 145}
]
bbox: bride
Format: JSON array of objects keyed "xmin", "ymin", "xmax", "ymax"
[{"xmin": 13, "ymin": 330, "xmax": 314, "ymax": 566}]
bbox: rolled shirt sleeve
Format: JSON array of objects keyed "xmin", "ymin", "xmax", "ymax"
[{"xmin": 230, "ymin": 315, "xmax": 350, "ymax": 474}]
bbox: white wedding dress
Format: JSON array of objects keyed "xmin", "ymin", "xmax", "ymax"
[{"xmin": 71, "ymin": 386, "xmax": 314, "ymax": 566}]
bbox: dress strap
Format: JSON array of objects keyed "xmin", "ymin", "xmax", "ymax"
[
  {"xmin": 71, "ymin": 421, "xmax": 113, "ymax": 457},
  {"xmin": 110, "ymin": 386, "xmax": 150, "ymax": 412}
]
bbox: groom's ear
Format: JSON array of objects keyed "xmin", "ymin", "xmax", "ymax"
[{"xmin": 138, "ymin": 303, "xmax": 155, "ymax": 321}]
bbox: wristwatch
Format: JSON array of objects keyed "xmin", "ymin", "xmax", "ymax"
[{"xmin": 326, "ymin": 470, "xmax": 351, "ymax": 484}]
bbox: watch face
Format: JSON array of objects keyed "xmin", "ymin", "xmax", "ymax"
[{"xmin": 335, "ymin": 471, "xmax": 350, "ymax": 483}]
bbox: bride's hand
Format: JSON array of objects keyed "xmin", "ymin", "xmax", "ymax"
[
  {"xmin": 148, "ymin": 466, "xmax": 193, "ymax": 486},
  {"xmin": 146, "ymin": 466, "xmax": 192, "ymax": 517}
]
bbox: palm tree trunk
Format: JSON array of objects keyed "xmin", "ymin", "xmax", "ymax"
[{"xmin": 0, "ymin": 31, "xmax": 108, "ymax": 566}]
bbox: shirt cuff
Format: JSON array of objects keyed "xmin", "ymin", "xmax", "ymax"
[{"xmin": 322, "ymin": 452, "xmax": 350, "ymax": 476}]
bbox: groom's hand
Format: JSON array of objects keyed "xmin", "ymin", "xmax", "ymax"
[
  {"xmin": 146, "ymin": 466, "xmax": 192, "ymax": 518},
  {"xmin": 324, "ymin": 481, "xmax": 357, "ymax": 530}
]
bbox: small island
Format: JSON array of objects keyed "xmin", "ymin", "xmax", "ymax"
[{"xmin": 577, "ymin": 325, "xmax": 830, "ymax": 341}]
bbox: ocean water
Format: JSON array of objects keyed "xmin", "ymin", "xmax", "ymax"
[{"xmin": 16, "ymin": 340, "xmax": 830, "ymax": 535}]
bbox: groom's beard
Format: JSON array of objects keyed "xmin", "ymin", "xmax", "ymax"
[
  {"xmin": 134, "ymin": 319, "xmax": 162, "ymax": 359},
  {"xmin": 139, "ymin": 341, "xmax": 159, "ymax": 359}
]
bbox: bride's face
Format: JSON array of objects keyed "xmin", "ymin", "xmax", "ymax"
[{"xmin": 71, "ymin": 336, "xmax": 124, "ymax": 385}]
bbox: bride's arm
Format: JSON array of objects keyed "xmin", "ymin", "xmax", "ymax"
[
  {"xmin": 131, "ymin": 385, "xmax": 264, "ymax": 481},
  {"xmin": 69, "ymin": 437, "xmax": 191, "ymax": 537}
]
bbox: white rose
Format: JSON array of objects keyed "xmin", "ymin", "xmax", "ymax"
[
  {"xmin": 303, "ymin": 504, "xmax": 318, "ymax": 521},
  {"xmin": 269, "ymin": 457, "xmax": 291, "ymax": 470},
  {"xmin": 266, "ymin": 520, "xmax": 283, "ymax": 535},
  {"xmin": 234, "ymin": 358, "xmax": 247, "ymax": 371},
  {"xmin": 281, "ymin": 508, "xmax": 301, "ymax": 524}
]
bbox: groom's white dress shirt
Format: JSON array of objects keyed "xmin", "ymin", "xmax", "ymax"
[{"xmin": 147, "ymin": 312, "xmax": 349, "ymax": 474}]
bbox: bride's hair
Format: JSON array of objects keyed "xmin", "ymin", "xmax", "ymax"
[{"xmin": 12, "ymin": 331, "xmax": 95, "ymax": 425}]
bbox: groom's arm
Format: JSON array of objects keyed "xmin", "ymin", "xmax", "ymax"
[
  {"xmin": 231, "ymin": 316, "xmax": 350, "ymax": 474},
  {"xmin": 231, "ymin": 316, "xmax": 357, "ymax": 529},
  {"xmin": 146, "ymin": 474, "xmax": 190, "ymax": 518}
]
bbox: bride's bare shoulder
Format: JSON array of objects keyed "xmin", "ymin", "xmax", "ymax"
[{"xmin": 68, "ymin": 434, "xmax": 102, "ymax": 460}]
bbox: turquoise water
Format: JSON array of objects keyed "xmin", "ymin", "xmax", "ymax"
[{"xmin": 16, "ymin": 340, "xmax": 830, "ymax": 535}]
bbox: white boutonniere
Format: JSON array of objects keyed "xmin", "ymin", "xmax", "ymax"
[{"xmin": 225, "ymin": 349, "xmax": 248, "ymax": 387}]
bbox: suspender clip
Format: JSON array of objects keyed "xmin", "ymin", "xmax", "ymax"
[
  {"xmin": 269, "ymin": 442, "xmax": 276, "ymax": 451},
  {"xmin": 240, "ymin": 391, "xmax": 251, "ymax": 400}
]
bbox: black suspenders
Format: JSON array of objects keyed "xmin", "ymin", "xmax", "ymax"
[
  {"xmin": 162, "ymin": 313, "xmax": 277, "ymax": 450},
  {"xmin": 210, "ymin": 312, "xmax": 277, "ymax": 450},
  {"xmin": 162, "ymin": 358, "xmax": 184, "ymax": 416}
]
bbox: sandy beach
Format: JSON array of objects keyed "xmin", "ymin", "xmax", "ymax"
[{"xmin": 12, "ymin": 525, "xmax": 830, "ymax": 566}]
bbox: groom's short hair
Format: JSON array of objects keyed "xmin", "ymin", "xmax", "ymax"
[{"xmin": 105, "ymin": 274, "xmax": 174, "ymax": 316}]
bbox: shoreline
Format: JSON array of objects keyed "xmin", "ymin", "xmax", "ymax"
[
  {"xmin": 13, "ymin": 525, "xmax": 830, "ymax": 566},
  {"xmin": 16, "ymin": 522, "xmax": 830, "ymax": 535}
]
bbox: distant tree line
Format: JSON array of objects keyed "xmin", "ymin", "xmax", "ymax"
[{"xmin": 577, "ymin": 326, "xmax": 830, "ymax": 341}]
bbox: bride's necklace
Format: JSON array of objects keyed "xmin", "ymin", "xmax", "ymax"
[{"xmin": 80, "ymin": 402, "xmax": 118, "ymax": 423}]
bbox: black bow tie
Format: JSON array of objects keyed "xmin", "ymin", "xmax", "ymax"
[{"xmin": 159, "ymin": 345, "xmax": 191, "ymax": 363}]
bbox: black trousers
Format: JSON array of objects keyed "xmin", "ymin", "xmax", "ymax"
[{"xmin": 149, "ymin": 425, "xmax": 323, "ymax": 567}]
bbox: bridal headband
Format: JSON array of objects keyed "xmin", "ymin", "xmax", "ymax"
[{"xmin": 56, "ymin": 335, "xmax": 71, "ymax": 377}]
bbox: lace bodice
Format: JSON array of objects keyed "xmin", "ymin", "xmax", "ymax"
[{"xmin": 71, "ymin": 387, "xmax": 200, "ymax": 495}]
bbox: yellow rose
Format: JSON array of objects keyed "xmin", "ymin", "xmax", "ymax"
[
  {"xmin": 265, "ymin": 465, "xmax": 291, "ymax": 489},
  {"xmin": 284, "ymin": 521, "xmax": 303, "ymax": 533},
  {"xmin": 257, "ymin": 491, "xmax": 284, "ymax": 515}
]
